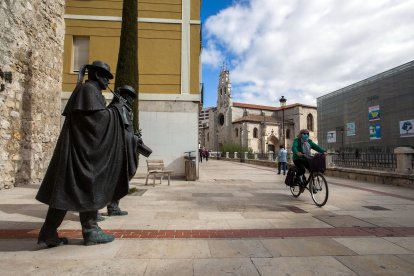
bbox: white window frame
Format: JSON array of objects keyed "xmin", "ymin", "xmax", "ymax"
[{"xmin": 72, "ymin": 36, "xmax": 90, "ymax": 72}]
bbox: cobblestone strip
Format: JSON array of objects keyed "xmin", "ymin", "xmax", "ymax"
[{"xmin": 1, "ymin": 227, "xmax": 413, "ymax": 239}]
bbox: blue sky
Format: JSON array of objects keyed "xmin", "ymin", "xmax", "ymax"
[
  {"xmin": 201, "ymin": 0, "xmax": 234, "ymax": 108},
  {"xmin": 201, "ymin": 0, "xmax": 414, "ymax": 108}
]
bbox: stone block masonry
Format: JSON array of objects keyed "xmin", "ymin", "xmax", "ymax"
[{"xmin": 0, "ymin": 0, "xmax": 65, "ymax": 189}]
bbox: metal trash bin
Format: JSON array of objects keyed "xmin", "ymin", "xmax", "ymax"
[{"xmin": 184, "ymin": 151, "xmax": 197, "ymax": 181}]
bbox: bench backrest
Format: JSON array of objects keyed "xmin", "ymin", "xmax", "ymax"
[{"xmin": 147, "ymin": 160, "xmax": 165, "ymax": 171}]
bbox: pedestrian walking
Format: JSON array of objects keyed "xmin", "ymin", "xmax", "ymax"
[
  {"xmin": 199, "ymin": 148, "xmax": 203, "ymax": 162},
  {"xmin": 277, "ymin": 145, "xmax": 287, "ymax": 175}
]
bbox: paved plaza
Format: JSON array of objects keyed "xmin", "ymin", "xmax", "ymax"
[{"xmin": 0, "ymin": 159, "xmax": 413, "ymax": 275}]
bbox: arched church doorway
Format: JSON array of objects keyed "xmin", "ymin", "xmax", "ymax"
[{"xmin": 267, "ymin": 135, "xmax": 279, "ymax": 154}]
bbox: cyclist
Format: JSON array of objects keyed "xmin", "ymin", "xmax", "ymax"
[{"xmin": 292, "ymin": 129, "xmax": 326, "ymax": 190}]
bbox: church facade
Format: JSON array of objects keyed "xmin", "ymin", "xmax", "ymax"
[{"xmin": 200, "ymin": 68, "xmax": 319, "ymax": 156}]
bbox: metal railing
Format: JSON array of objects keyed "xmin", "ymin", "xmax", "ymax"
[
  {"xmin": 331, "ymin": 152, "xmax": 396, "ymax": 171},
  {"xmin": 257, "ymin": 153, "xmax": 269, "ymax": 160}
]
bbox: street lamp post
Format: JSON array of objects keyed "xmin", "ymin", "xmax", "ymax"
[
  {"xmin": 279, "ymin": 96, "xmax": 287, "ymax": 147},
  {"xmin": 335, "ymin": 126, "xmax": 344, "ymax": 159},
  {"xmin": 240, "ymin": 125, "xmax": 243, "ymax": 162},
  {"xmin": 216, "ymin": 130, "xmax": 219, "ymax": 160}
]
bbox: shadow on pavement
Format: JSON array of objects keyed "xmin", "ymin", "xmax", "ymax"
[{"xmin": 0, "ymin": 204, "xmax": 80, "ymax": 221}]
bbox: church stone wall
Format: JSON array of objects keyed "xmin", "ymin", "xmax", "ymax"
[{"xmin": 0, "ymin": 0, "xmax": 65, "ymax": 189}]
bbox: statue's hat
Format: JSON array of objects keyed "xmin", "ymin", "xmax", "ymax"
[
  {"xmin": 118, "ymin": 85, "xmax": 137, "ymax": 99},
  {"xmin": 86, "ymin": 60, "xmax": 114, "ymax": 79}
]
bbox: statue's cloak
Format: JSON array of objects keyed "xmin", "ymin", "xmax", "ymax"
[
  {"xmin": 109, "ymin": 98, "xmax": 139, "ymax": 181},
  {"xmin": 36, "ymin": 81, "xmax": 130, "ymax": 211}
]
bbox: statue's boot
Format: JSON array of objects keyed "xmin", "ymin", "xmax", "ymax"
[
  {"xmin": 96, "ymin": 213, "xmax": 105, "ymax": 221},
  {"xmin": 38, "ymin": 229, "xmax": 69, "ymax": 248},
  {"xmin": 107, "ymin": 206, "xmax": 128, "ymax": 216},
  {"xmin": 80, "ymin": 211, "xmax": 114, "ymax": 246},
  {"xmin": 37, "ymin": 207, "xmax": 68, "ymax": 248},
  {"xmin": 107, "ymin": 201, "xmax": 128, "ymax": 216},
  {"xmin": 82, "ymin": 226, "xmax": 114, "ymax": 246}
]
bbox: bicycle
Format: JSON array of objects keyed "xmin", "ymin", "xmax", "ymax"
[{"xmin": 288, "ymin": 155, "xmax": 329, "ymax": 207}]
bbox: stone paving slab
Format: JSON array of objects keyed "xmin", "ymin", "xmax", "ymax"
[
  {"xmin": 252, "ymin": 256, "xmax": 357, "ymax": 276},
  {"xmin": 208, "ymin": 239, "xmax": 272, "ymax": 258},
  {"xmin": 261, "ymin": 237, "xmax": 357, "ymax": 257},
  {"xmin": 397, "ymin": 254, "xmax": 414, "ymax": 266},
  {"xmin": 336, "ymin": 255, "xmax": 414, "ymax": 275},
  {"xmin": 333, "ymin": 237, "xmax": 413, "ymax": 255},
  {"xmin": 194, "ymin": 258, "xmax": 260, "ymax": 276},
  {"xmin": 384, "ymin": 237, "xmax": 414, "ymax": 251},
  {"xmin": 116, "ymin": 239, "xmax": 211, "ymax": 259},
  {"xmin": 145, "ymin": 259, "xmax": 193, "ymax": 276},
  {"xmin": 315, "ymin": 215, "xmax": 377, "ymax": 227},
  {"xmin": 0, "ymin": 259, "xmax": 149, "ymax": 276}
]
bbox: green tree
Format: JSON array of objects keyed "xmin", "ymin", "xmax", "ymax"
[{"xmin": 115, "ymin": 0, "xmax": 139, "ymax": 131}]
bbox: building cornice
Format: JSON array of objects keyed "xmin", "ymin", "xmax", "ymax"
[
  {"xmin": 64, "ymin": 14, "xmax": 201, "ymax": 25},
  {"xmin": 61, "ymin": 92, "xmax": 200, "ymax": 102},
  {"xmin": 232, "ymin": 102, "xmax": 316, "ymax": 111}
]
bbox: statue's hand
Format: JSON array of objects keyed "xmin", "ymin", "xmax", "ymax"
[{"xmin": 135, "ymin": 128, "xmax": 142, "ymax": 138}]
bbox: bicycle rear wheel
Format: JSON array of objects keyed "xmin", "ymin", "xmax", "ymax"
[{"xmin": 310, "ymin": 173, "xmax": 328, "ymax": 207}]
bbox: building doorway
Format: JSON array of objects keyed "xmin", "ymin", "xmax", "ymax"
[{"xmin": 267, "ymin": 135, "xmax": 279, "ymax": 154}]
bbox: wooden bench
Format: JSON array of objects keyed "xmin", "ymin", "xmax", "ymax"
[{"xmin": 145, "ymin": 159, "xmax": 174, "ymax": 187}]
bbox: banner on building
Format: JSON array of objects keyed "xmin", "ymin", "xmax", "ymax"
[
  {"xmin": 369, "ymin": 124, "xmax": 381, "ymax": 140},
  {"xmin": 368, "ymin": 105, "xmax": 380, "ymax": 121},
  {"xmin": 327, "ymin": 131, "xmax": 336, "ymax": 143},
  {"xmin": 346, "ymin": 122, "xmax": 356, "ymax": 136},
  {"xmin": 399, "ymin": 119, "xmax": 414, "ymax": 138}
]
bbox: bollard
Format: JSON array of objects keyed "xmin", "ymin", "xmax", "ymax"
[
  {"xmin": 254, "ymin": 153, "xmax": 258, "ymax": 160},
  {"xmin": 394, "ymin": 147, "xmax": 414, "ymax": 174},
  {"xmin": 226, "ymin": 152, "xmax": 229, "ymax": 158},
  {"xmin": 234, "ymin": 152, "xmax": 238, "ymax": 159},
  {"xmin": 288, "ymin": 151, "xmax": 294, "ymax": 164},
  {"xmin": 326, "ymin": 150, "xmax": 335, "ymax": 168},
  {"xmin": 269, "ymin": 151, "xmax": 274, "ymax": 161},
  {"xmin": 244, "ymin": 152, "xmax": 248, "ymax": 160}
]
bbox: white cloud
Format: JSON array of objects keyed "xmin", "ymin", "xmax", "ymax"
[
  {"xmin": 201, "ymin": 40, "xmax": 224, "ymax": 68},
  {"xmin": 203, "ymin": 0, "xmax": 414, "ymax": 106}
]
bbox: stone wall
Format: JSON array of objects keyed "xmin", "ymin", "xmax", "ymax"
[{"xmin": 0, "ymin": 0, "xmax": 65, "ymax": 189}]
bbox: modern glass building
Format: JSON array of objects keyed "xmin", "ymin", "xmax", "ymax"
[{"xmin": 317, "ymin": 61, "xmax": 414, "ymax": 151}]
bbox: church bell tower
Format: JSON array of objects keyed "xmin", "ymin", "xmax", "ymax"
[{"xmin": 217, "ymin": 64, "xmax": 232, "ymax": 109}]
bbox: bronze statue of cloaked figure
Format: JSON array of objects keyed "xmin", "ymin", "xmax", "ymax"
[
  {"xmin": 35, "ymin": 61, "xmax": 140, "ymax": 247},
  {"xmin": 105, "ymin": 85, "xmax": 152, "ymax": 216}
]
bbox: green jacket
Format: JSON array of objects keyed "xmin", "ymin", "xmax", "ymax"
[{"xmin": 292, "ymin": 138, "xmax": 325, "ymax": 161}]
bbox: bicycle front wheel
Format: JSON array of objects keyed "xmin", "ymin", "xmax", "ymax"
[{"xmin": 310, "ymin": 173, "xmax": 328, "ymax": 207}]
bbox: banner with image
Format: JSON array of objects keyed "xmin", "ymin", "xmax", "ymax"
[
  {"xmin": 369, "ymin": 123, "xmax": 381, "ymax": 140},
  {"xmin": 327, "ymin": 131, "xmax": 336, "ymax": 143},
  {"xmin": 399, "ymin": 119, "xmax": 414, "ymax": 137},
  {"xmin": 368, "ymin": 105, "xmax": 380, "ymax": 121},
  {"xmin": 346, "ymin": 122, "xmax": 356, "ymax": 136}
]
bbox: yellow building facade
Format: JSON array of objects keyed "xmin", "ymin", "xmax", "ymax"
[{"xmin": 62, "ymin": 0, "xmax": 202, "ymax": 177}]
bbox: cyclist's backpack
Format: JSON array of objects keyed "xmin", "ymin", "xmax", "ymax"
[
  {"xmin": 309, "ymin": 154, "xmax": 326, "ymax": 173},
  {"xmin": 284, "ymin": 167, "xmax": 296, "ymax": 186}
]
